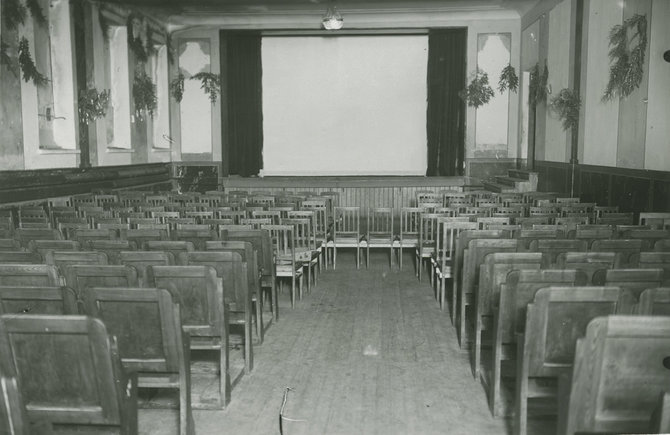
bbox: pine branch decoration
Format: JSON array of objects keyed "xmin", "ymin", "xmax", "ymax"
[
  {"xmin": 26, "ymin": 0, "xmax": 47, "ymax": 27},
  {"xmin": 78, "ymin": 88, "xmax": 111, "ymax": 125},
  {"xmin": 170, "ymin": 73, "xmax": 185, "ymax": 103},
  {"xmin": 498, "ymin": 64, "xmax": 518, "ymax": 93},
  {"xmin": 191, "ymin": 72, "xmax": 221, "ymax": 104},
  {"xmin": 602, "ymin": 14, "xmax": 647, "ymax": 101},
  {"xmin": 133, "ymin": 70, "xmax": 157, "ymax": 118},
  {"xmin": 550, "ymin": 88, "xmax": 581, "ymax": 131},
  {"xmin": 18, "ymin": 37, "xmax": 48, "ymax": 86},
  {"xmin": 459, "ymin": 69, "xmax": 495, "ymax": 108},
  {"xmin": 4, "ymin": 0, "xmax": 27, "ymax": 31},
  {"xmin": 528, "ymin": 62, "xmax": 549, "ymax": 107},
  {"xmin": 145, "ymin": 26, "xmax": 158, "ymax": 57},
  {"xmin": 127, "ymin": 14, "xmax": 148, "ymax": 63}
]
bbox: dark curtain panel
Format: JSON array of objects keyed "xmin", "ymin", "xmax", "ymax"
[
  {"xmin": 426, "ymin": 29, "xmax": 467, "ymax": 176},
  {"xmin": 223, "ymin": 32, "xmax": 263, "ymax": 176}
]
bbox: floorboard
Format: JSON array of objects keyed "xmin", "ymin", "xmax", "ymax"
[{"xmin": 138, "ymin": 251, "xmax": 550, "ymax": 434}]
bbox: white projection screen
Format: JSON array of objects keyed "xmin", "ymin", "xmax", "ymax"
[{"xmin": 261, "ymin": 36, "xmax": 428, "ymax": 176}]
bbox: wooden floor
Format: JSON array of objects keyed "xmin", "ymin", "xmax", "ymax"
[{"xmin": 138, "ymin": 251, "xmax": 545, "ymax": 434}]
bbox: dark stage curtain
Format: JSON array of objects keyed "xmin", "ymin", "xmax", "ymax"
[
  {"xmin": 223, "ymin": 32, "xmax": 263, "ymax": 176},
  {"xmin": 426, "ymin": 29, "xmax": 467, "ymax": 176}
]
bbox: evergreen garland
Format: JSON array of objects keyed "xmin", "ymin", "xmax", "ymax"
[
  {"xmin": 78, "ymin": 88, "xmax": 111, "ymax": 125},
  {"xmin": 528, "ymin": 62, "xmax": 549, "ymax": 107},
  {"xmin": 550, "ymin": 88, "xmax": 581, "ymax": 131},
  {"xmin": 170, "ymin": 73, "xmax": 185, "ymax": 103},
  {"xmin": 3, "ymin": 0, "xmax": 27, "ymax": 31},
  {"xmin": 602, "ymin": 14, "xmax": 647, "ymax": 101},
  {"xmin": 459, "ymin": 69, "xmax": 495, "ymax": 108},
  {"xmin": 127, "ymin": 14, "xmax": 148, "ymax": 63},
  {"xmin": 145, "ymin": 26, "xmax": 158, "ymax": 57},
  {"xmin": 18, "ymin": 37, "xmax": 48, "ymax": 86},
  {"xmin": 191, "ymin": 72, "xmax": 221, "ymax": 104},
  {"xmin": 26, "ymin": 0, "xmax": 47, "ymax": 27},
  {"xmin": 133, "ymin": 69, "xmax": 157, "ymax": 118},
  {"xmin": 498, "ymin": 64, "xmax": 518, "ymax": 93}
]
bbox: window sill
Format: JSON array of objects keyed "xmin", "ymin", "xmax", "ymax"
[
  {"xmin": 151, "ymin": 147, "xmax": 171, "ymax": 153},
  {"xmin": 106, "ymin": 148, "xmax": 134, "ymax": 154},
  {"xmin": 38, "ymin": 148, "xmax": 80, "ymax": 155}
]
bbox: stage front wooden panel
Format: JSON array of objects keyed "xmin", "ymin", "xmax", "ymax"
[{"xmin": 221, "ymin": 176, "xmax": 477, "ymax": 213}]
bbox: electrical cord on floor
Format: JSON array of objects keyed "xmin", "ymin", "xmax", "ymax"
[{"xmin": 279, "ymin": 387, "xmax": 307, "ymax": 434}]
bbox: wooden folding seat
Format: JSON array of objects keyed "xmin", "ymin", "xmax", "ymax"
[
  {"xmin": 528, "ymin": 239, "xmax": 587, "ymax": 267},
  {"xmin": 216, "ymin": 210, "xmax": 246, "ymax": 224},
  {"xmin": 13, "ymin": 228, "xmax": 62, "ymax": 248},
  {"xmin": 595, "ymin": 212, "xmax": 634, "ymax": 226},
  {"xmin": 555, "ymin": 251, "xmax": 616, "ymax": 285},
  {"xmin": 638, "ymin": 251, "xmax": 670, "ymax": 285},
  {"xmin": 0, "ymin": 286, "xmax": 78, "ymax": 315},
  {"xmin": 56, "ymin": 221, "xmax": 91, "ymax": 239},
  {"xmin": 451, "ymin": 229, "xmax": 510, "ymax": 322},
  {"xmin": 434, "ymin": 219, "xmax": 478, "ymax": 312},
  {"xmin": 63, "ymin": 265, "xmax": 139, "ymax": 297},
  {"xmin": 0, "ymin": 315, "xmax": 138, "ymax": 433},
  {"xmin": 171, "ymin": 227, "xmax": 217, "ymax": 250},
  {"xmin": 287, "ymin": 210, "xmax": 323, "ymax": 266},
  {"xmin": 637, "ymin": 287, "xmax": 670, "ymax": 315},
  {"xmin": 655, "ymin": 238, "xmax": 670, "ymax": 252},
  {"xmin": 138, "ymin": 205, "xmax": 166, "ymax": 215},
  {"xmin": 459, "ymin": 238, "xmax": 520, "ymax": 347},
  {"xmin": 331, "ymin": 207, "xmax": 362, "ymax": 270},
  {"xmin": 397, "ymin": 207, "xmax": 421, "ymax": 271},
  {"xmin": 96, "ymin": 223, "xmax": 131, "ymax": 238},
  {"xmin": 262, "ymin": 224, "xmax": 304, "ymax": 307},
  {"xmin": 282, "ymin": 218, "xmax": 319, "ymax": 290},
  {"xmin": 554, "ymin": 216, "xmax": 590, "ymax": 231},
  {"xmin": 88, "ymin": 239, "xmax": 137, "ymax": 265},
  {"xmin": 471, "ymin": 252, "xmax": 543, "ymax": 379},
  {"xmin": 81, "ymin": 287, "xmax": 194, "ymax": 434},
  {"xmin": 240, "ymin": 217, "xmax": 273, "ymax": 230},
  {"xmin": 515, "ymin": 287, "xmax": 632, "ymax": 435},
  {"xmin": 529, "ymin": 205, "xmax": 559, "ymax": 216},
  {"xmin": 639, "ymin": 212, "xmax": 670, "ymax": 229},
  {"xmin": 219, "ymin": 229, "xmax": 276, "ymax": 320},
  {"xmin": 251, "ymin": 210, "xmax": 281, "ymax": 225},
  {"xmin": 622, "ymin": 228, "xmax": 670, "ymax": 249},
  {"xmin": 0, "ymin": 264, "xmax": 63, "ymax": 286},
  {"xmin": 0, "ymin": 218, "xmax": 14, "ymax": 238},
  {"xmin": 0, "ymin": 238, "xmax": 22, "ymax": 251},
  {"xmin": 120, "ymin": 228, "xmax": 169, "ymax": 248},
  {"xmin": 417, "ymin": 191, "xmax": 441, "ymax": 207},
  {"xmin": 183, "ymin": 210, "xmax": 215, "ymax": 224},
  {"xmin": 590, "ymin": 238, "xmax": 643, "ymax": 267},
  {"xmin": 603, "ymin": 268, "xmax": 665, "ymax": 298},
  {"xmin": 488, "ymin": 269, "xmax": 588, "ymax": 417},
  {"xmin": 516, "ymin": 228, "xmax": 564, "ymax": 250},
  {"xmin": 362, "ymin": 208, "xmax": 394, "ymax": 269},
  {"xmin": 119, "ymin": 251, "xmax": 174, "ymax": 287},
  {"xmin": 178, "ymin": 251, "xmax": 254, "ymax": 370},
  {"xmin": 45, "ymin": 251, "xmax": 108, "ymax": 273},
  {"xmin": 555, "ymin": 197, "xmax": 580, "ymax": 204},
  {"xmin": 0, "ymin": 251, "xmax": 42, "ymax": 264},
  {"xmin": 71, "ymin": 228, "xmax": 117, "ymax": 246},
  {"xmin": 202, "ymin": 218, "xmax": 235, "ymax": 230},
  {"xmin": 143, "ymin": 240, "xmax": 195, "ymax": 260},
  {"xmin": 148, "ymin": 265, "xmax": 231, "ymax": 408},
  {"xmin": 416, "ymin": 212, "xmax": 447, "ymax": 281},
  {"xmin": 557, "ymin": 316, "xmax": 670, "ymax": 435},
  {"xmin": 476, "ymin": 217, "xmax": 511, "ymax": 230}
]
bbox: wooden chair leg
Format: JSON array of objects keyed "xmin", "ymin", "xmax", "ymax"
[
  {"xmin": 399, "ymin": 246, "xmax": 403, "ymax": 269},
  {"xmin": 180, "ymin": 336, "xmax": 194, "ymax": 435},
  {"xmin": 272, "ymin": 279, "xmax": 278, "ymax": 322},
  {"xmin": 245, "ymin": 313, "xmax": 253, "ymax": 374},
  {"xmin": 255, "ymin": 295, "xmax": 263, "ymax": 344},
  {"xmin": 220, "ymin": 320, "xmax": 231, "ymax": 408},
  {"xmin": 514, "ymin": 340, "xmax": 529, "ymax": 435},
  {"xmin": 333, "ymin": 246, "xmax": 337, "ymax": 269}
]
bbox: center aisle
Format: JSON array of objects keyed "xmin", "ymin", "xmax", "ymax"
[{"xmin": 140, "ymin": 253, "xmax": 507, "ymax": 434}]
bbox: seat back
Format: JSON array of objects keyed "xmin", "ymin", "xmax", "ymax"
[
  {"xmin": 454, "ymin": 230, "xmax": 509, "ymax": 296},
  {"xmin": 0, "ymin": 265, "xmax": 62, "ymax": 286},
  {"xmin": 524, "ymin": 287, "xmax": 630, "ymax": 378},
  {"xmin": 71, "ymin": 228, "xmax": 117, "ymax": 245},
  {"xmin": 636, "ymin": 287, "xmax": 670, "ymax": 315},
  {"xmin": 638, "ymin": 252, "xmax": 670, "ymax": 285},
  {"xmin": 88, "ymin": 240, "xmax": 137, "ymax": 265},
  {"xmin": 556, "ymin": 251, "xmax": 616, "ymax": 285},
  {"xmin": 220, "ymin": 229, "xmax": 273, "ymax": 279},
  {"xmin": 118, "ymin": 251, "xmax": 174, "ymax": 286},
  {"xmin": 604, "ymin": 268, "xmax": 665, "ymax": 299},
  {"xmin": 638, "ymin": 212, "xmax": 670, "ymax": 229},
  {"xmin": 0, "ymin": 239, "xmax": 22, "ymax": 251},
  {"xmin": 0, "ymin": 251, "xmax": 42, "ymax": 264},
  {"xmin": 171, "ymin": 228, "xmax": 217, "ymax": 250},
  {"xmin": 63, "ymin": 265, "xmax": 139, "ymax": 296},
  {"xmin": 45, "ymin": 251, "xmax": 109, "ymax": 271},
  {"xmin": 462, "ymin": 238, "xmax": 519, "ymax": 307},
  {"xmin": 119, "ymin": 228, "xmax": 169, "ymax": 247},
  {"xmin": 528, "ymin": 239, "xmax": 588, "ymax": 267},
  {"xmin": 148, "ymin": 265, "xmax": 224, "ymax": 337},
  {"xmin": 590, "ymin": 239, "xmax": 642, "ymax": 266},
  {"xmin": 82, "ymin": 287, "xmax": 184, "ymax": 374},
  {"xmin": 0, "ymin": 286, "xmax": 78, "ymax": 315},
  {"xmin": 27, "ymin": 240, "xmax": 80, "ymax": 257},
  {"xmin": 143, "ymin": 240, "xmax": 195, "ymax": 259},
  {"xmin": 497, "ymin": 269, "xmax": 587, "ymax": 345},
  {"xmin": 517, "ymin": 229, "xmax": 564, "ymax": 249},
  {"xmin": 13, "ymin": 229, "xmax": 62, "ymax": 247},
  {"xmin": 333, "ymin": 207, "xmax": 360, "ymax": 240},
  {"xmin": 560, "ymin": 316, "xmax": 670, "ymax": 435},
  {"xmin": 205, "ymin": 241, "xmax": 259, "ymax": 295},
  {"xmin": 0, "ymin": 315, "xmax": 135, "ymax": 431},
  {"xmin": 262, "ymin": 224, "xmax": 297, "ymax": 263},
  {"xmin": 366, "ymin": 208, "xmax": 393, "ymax": 239},
  {"xmin": 281, "ymin": 218, "xmax": 314, "ymax": 252},
  {"xmin": 436, "ymin": 219, "xmax": 477, "ymax": 267}
]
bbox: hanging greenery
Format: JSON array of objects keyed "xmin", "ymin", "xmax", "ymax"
[
  {"xmin": 459, "ymin": 69, "xmax": 495, "ymax": 108},
  {"xmin": 26, "ymin": 0, "xmax": 47, "ymax": 27},
  {"xmin": 127, "ymin": 14, "xmax": 148, "ymax": 63},
  {"xmin": 550, "ymin": 88, "xmax": 581, "ymax": 131},
  {"xmin": 78, "ymin": 88, "xmax": 111, "ymax": 125},
  {"xmin": 133, "ymin": 70, "xmax": 157, "ymax": 118},
  {"xmin": 18, "ymin": 37, "xmax": 48, "ymax": 86},
  {"xmin": 602, "ymin": 14, "xmax": 647, "ymax": 101},
  {"xmin": 528, "ymin": 62, "xmax": 549, "ymax": 106},
  {"xmin": 3, "ymin": 0, "xmax": 27, "ymax": 31},
  {"xmin": 170, "ymin": 73, "xmax": 185, "ymax": 103},
  {"xmin": 191, "ymin": 72, "xmax": 221, "ymax": 104},
  {"xmin": 498, "ymin": 64, "xmax": 518, "ymax": 93},
  {"xmin": 145, "ymin": 26, "xmax": 158, "ymax": 57}
]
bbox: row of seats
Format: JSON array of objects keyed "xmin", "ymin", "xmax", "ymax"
[{"xmin": 422, "ymin": 194, "xmax": 670, "ymax": 434}]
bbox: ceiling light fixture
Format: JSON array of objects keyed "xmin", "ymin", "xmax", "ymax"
[{"xmin": 322, "ymin": 4, "xmax": 343, "ymax": 30}]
